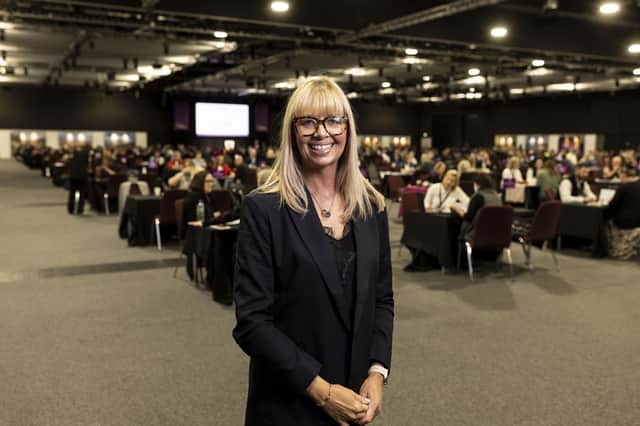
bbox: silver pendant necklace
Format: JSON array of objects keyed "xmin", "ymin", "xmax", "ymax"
[{"xmin": 310, "ymin": 190, "xmax": 337, "ymax": 219}]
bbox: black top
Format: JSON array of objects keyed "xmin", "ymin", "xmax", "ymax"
[
  {"xmin": 604, "ymin": 181, "xmax": 640, "ymax": 229},
  {"xmin": 183, "ymin": 190, "xmax": 219, "ymax": 228},
  {"xmin": 325, "ymin": 222, "xmax": 357, "ymax": 330},
  {"xmin": 69, "ymin": 148, "xmax": 89, "ymax": 180}
]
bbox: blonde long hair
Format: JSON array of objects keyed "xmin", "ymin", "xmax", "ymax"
[{"xmin": 259, "ymin": 77, "xmax": 385, "ymax": 220}]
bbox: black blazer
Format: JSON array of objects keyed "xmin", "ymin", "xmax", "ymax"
[{"xmin": 233, "ymin": 192, "xmax": 394, "ymax": 426}]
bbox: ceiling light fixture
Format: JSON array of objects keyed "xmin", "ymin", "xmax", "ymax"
[
  {"xmin": 345, "ymin": 67, "xmax": 367, "ymax": 76},
  {"xmin": 213, "ymin": 31, "xmax": 228, "ymax": 39},
  {"xmin": 468, "ymin": 68, "xmax": 481, "ymax": 76},
  {"xmin": 270, "ymin": 1, "xmax": 290, "ymax": 13},
  {"xmin": 532, "ymin": 59, "xmax": 545, "ymax": 67},
  {"xmin": 381, "ymin": 81, "xmax": 391, "ymax": 88},
  {"xmin": 599, "ymin": 2, "xmax": 620, "ymax": 14},
  {"xmin": 490, "ymin": 26, "xmax": 508, "ymax": 38},
  {"xmin": 405, "ymin": 48, "xmax": 418, "ymax": 56},
  {"xmin": 628, "ymin": 43, "xmax": 640, "ymax": 53},
  {"xmin": 633, "ymin": 68, "xmax": 640, "ymax": 76},
  {"xmin": 422, "ymin": 75, "xmax": 431, "ymax": 81}
]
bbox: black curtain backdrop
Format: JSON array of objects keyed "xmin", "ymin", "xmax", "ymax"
[{"xmin": 1, "ymin": 85, "xmax": 638, "ymax": 151}]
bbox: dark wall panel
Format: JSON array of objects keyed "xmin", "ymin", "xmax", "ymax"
[{"xmin": 0, "ymin": 86, "xmax": 172, "ymax": 145}]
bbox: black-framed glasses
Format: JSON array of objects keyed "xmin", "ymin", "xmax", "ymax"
[{"xmin": 293, "ymin": 116, "xmax": 348, "ymax": 137}]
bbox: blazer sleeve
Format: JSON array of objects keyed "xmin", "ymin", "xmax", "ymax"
[
  {"xmin": 232, "ymin": 195, "xmax": 322, "ymax": 394},
  {"xmin": 369, "ymin": 208, "xmax": 395, "ymax": 370}
]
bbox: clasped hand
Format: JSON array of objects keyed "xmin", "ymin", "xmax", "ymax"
[{"xmin": 308, "ymin": 375, "xmax": 384, "ymax": 425}]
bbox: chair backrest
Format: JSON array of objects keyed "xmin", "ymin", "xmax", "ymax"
[
  {"xmin": 471, "ymin": 205, "xmax": 514, "ymax": 249},
  {"xmin": 211, "ymin": 189, "xmax": 234, "ymax": 213},
  {"xmin": 387, "ymin": 175, "xmax": 405, "ymax": 200},
  {"xmin": 528, "ymin": 200, "xmax": 561, "ymax": 242},
  {"xmin": 459, "ymin": 180, "xmax": 474, "ymax": 196},
  {"xmin": 175, "ymin": 199, "xmax": 185, "ymax": 242},
  {"xmin": 129, "ymin": 182, "xmax": 142, "ymax": 196},
  {"xmin": 416, "ymin": 193, "xmax": 426, "ymax": 213},
  {"xmin": 245, "ymin": 168, "xmax": 258, "ymax": 192},
  {"xmin": 400, "ymin": 192, "xmax": 420, "ymax": 222},
  {"xmin": 159, "ymin": 189, "xmax": 187, "ymax": 223},
  {"xmin": 106, "ymin": 174, "xmax": 128, "ymax": 197},
  {"xmin": 543, "ymin": 187, "xmax": 558, "ymax": 201}
]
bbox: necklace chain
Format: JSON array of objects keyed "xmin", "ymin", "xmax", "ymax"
[{"xmin": 309, "ymin": 189, "xmax": 337, "ymax": 219}]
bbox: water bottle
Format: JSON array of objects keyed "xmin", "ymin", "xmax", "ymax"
[{"xmin": 196, "ymin": 200, "xmax": 205, "ymax": 222}]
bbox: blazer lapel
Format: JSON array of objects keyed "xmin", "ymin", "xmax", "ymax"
[
  {"xmin": 287, "ymin": 203, "xmax": 350, "ymax": 330},
  {"xmin": 353, "ymin": 214, "xmax": 378, "ymax": 334}
]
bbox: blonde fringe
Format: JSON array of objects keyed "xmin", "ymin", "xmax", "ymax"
[{"xmin": 258, "ymin": 77, "xmax": 385, "ymax": 220}]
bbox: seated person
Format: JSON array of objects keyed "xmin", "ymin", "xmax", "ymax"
[
  {"xmin": 232, "ymin": 154, "xmax": 249, "ymax": 188},
  {"xmin": 526, "ymin": 158, "xmax": 544, "ymax": 186},
  {"xmin": 536, "ymin": 159, "xmax": 561, "ymax": 202},
  {"xmin": 501, "ymin": 156, "xmax": 524, "ymax": 188},
  {"xmin": 451, "ymin": 174, "xmax": 502, "ymax": 242},
  {"xmin": 168, "ymin": 159, "xmax": 204, "ymax": 190},
  {"xmin": 603, "ymin": 155, "xmax": 623, "ymax": 180},
  {"xmin": 604, "ymin": 167, "xmax": 640, "ymax": 259},
  {"xmin": 428, "ymin": 161, "xmax": 447, "ymax": 183},
  {"xmin": 183, "ymin": 171, "xmax": 224, "ymax": 281},
  {"xmin": 559, "ymin": 163, "xmax": 596, "ymax": 204},
  {"xmin": 183, "ymin": 171, "xmax": 223, "ymax": 228},
  {"xmin": 424, "ymin": 170, "xmax": 469, "ymax": 213}
]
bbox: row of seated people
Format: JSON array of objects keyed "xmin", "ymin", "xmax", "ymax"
[{"xmin": 411, "ymin": 166, "xmax": 640, "ymax": 261}]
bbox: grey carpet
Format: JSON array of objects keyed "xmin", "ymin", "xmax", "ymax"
[{"xmin": 1, "ymin": 159, "xmax": 639, "ymax": 426}]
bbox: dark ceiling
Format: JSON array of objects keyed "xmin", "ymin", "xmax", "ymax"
[{"xmin": 0, "ymin": 0, "xmax": 639, "ymax": 102}]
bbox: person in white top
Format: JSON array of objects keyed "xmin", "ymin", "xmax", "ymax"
[
  {"xmin": 501, "ymin": 156, "xmax": 524, "ymax": 188},
  {"xmin": 424, "ymin": 170, "xmax": 470, "ymax": 213},
  {"xmin": 559, "ymin": 163, "xmax": 596, "ymax": 203},
  {"xmin": 525, "ymin": 158, "xmax": 544, "ymax": 186}
]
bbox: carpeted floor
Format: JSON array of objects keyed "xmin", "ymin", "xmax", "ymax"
[{"xmin": 1, "ymin": 159, "xmax": 639, "ymax": 426}]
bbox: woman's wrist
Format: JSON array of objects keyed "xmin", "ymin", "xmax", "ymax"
[{"xmin": 306, "ymin": 376, "xmax": 331, "ymax": 406}]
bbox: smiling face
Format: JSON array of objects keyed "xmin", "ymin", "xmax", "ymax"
[{"xmin": 293, "ymin": 112, "xmax": 348, "ymax": 172}]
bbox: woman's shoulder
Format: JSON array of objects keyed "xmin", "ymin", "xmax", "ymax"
[{"xmin": 244, "ymin": 191, "xmax": 281, "ymax": 209}]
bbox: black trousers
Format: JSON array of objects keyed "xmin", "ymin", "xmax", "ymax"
[{"xmin": 67, "ymin": 178, "xmax": 88, "ymax": 214}]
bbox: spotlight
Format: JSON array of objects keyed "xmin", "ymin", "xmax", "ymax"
[
  {"xmin": 490, "ymin": 26, "xmax": 508, "ymax": 38},
  {"xmin": 213, "ymin": 31, "xmax": 228, "ymax": 39},
  {"xmin": 422, "ymin": 75, "xmax": 430, "ymax": 81},
  {"xmin": 599, "ymin": 2, "xmax": 620, "ymax": 15},
  {"xmin": 543, "ymin": 0, "xmax": 559, "ymax": 12},
  {"xmin": 468, "ymin": 68, "xmax": 481, "ymax": 76},
  {"xmin": 633, "ymin": 68, "xmax": 640, "ymax": 76},
  {"xmin": 532, "ymin": 59, "xmax": 545, "ymax": 67},
  {"xmin": 381, "ymin": 81, "xmax": 391, "ymax": 88},
  {"xmin": 628, "ymin": 43, "xmax": 640, "ymax": 53},
  {"xmin": 405, "ymin": 48, "xmax": 418, "ymax": 55},
  {"xmin": 270, "ymin": 1, "xmax": 289, "ymax": 13}
]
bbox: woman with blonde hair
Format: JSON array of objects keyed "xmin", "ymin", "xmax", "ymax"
[
  {"xmin": 424, "ymin": 169, "xmax": 470, "ymax": 213},
  {"xmin": 233, "ymin": 77, "xmax": 394, "ymax": 426}
]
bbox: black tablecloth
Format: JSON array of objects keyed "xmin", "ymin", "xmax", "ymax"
[
  {"xmin": 183, "ymin": 225, "xmax": 239, "ymax": 305},
  {"xmin": 118, "ymin": 195, "xmax": 162, "ymax": 246},
  {"xmin": 558, "ymin": 203, "xmax": 607, "ymax": 258},
  {"xmin": 401, "ymin": 212, "xmax": 461, "ymax": 268}
]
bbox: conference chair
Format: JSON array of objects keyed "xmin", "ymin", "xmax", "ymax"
[
  {"xmin": 457, "ymin": 205, "xmax": 514, "ymax": 281},
  {"xmin": 398, "ymin": 190, "xmax": 424, "ymax": 256},
  {"xmin": 154, "ymin": 189, "xmax": 187, "ymax": 250},
  {"xmin": 104, "ymin": 174, "xmax": 127, "ymax": 214},
  {"xmin": 514, "ymin": 200, "xmax": 561, "ymax": 271},
  {"xmin": 245, "ymin": 168, "xmax": 258, "ymax": 192}
]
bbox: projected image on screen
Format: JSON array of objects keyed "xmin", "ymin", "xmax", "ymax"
[{"xmin": 195, "ymin": 103, "xmax": 249, "ymax": 137}]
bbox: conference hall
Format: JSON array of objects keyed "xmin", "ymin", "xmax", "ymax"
[{"xmin": 2, "ymin": 1, "xmax": 640, "ymax": 425}]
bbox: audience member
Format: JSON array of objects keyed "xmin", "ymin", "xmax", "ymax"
[
  {"xmin": 536, "ymin": 159, "xmax": 561, "ymax": 201},
  {"xmin": 526, "ymin": 158, "xmax": 544, "ymax": 186},
  {"xmin": 452, "ymin": 174, "xmax": 502, "ymax": 241},
  {"xmin": 604, "ymin": 167, "xmax": 640, "ymax": 259},
  {"xmin": 67, "ymin": 141, "xmax": 90, "ymax": 215},
  {"xmin": 424, "ymin": 170, "xmax": 469, "ymax": 213},
  {"xmin": 501, "ymin": 156, "xmax": 524, "ymax": 188},
  {"xmin": 559, "ymin": 163, "xmax": 596, "ymax": 204}
]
